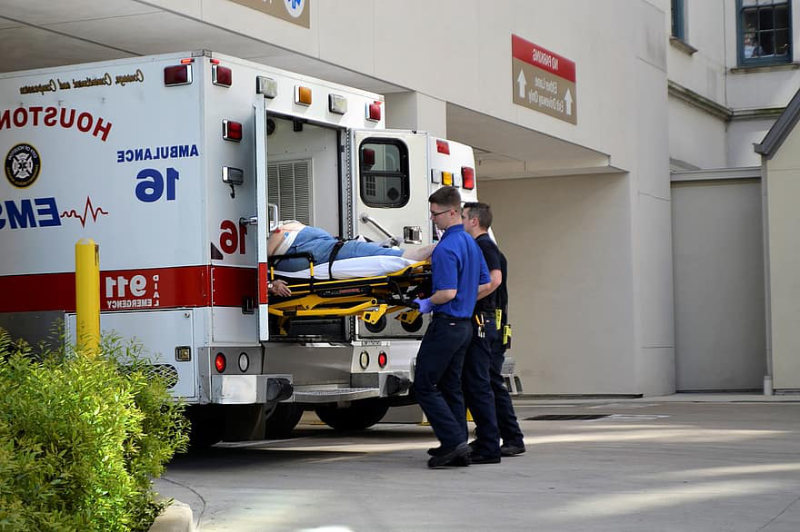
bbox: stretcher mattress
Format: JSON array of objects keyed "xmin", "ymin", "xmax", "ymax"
[{"xmin": 274, "ymin": 255, "xmax": 417, "ymax": 280}]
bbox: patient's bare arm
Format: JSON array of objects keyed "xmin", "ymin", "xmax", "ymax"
[{"xmin": 402, "ymin": 243, "xmax": 436, "ymax": 261}]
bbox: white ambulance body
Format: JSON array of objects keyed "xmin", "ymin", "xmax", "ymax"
[{"xmin": 0, "ymin": 51, "xmax": 480, "ymax": 442}]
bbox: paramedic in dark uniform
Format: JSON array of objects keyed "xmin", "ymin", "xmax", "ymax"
[
  {"xmin": 412, "ymin": 186, "xmax": 491, "ymax": 468},
  {"xmin": 460, "ymin": 202, "xmax": 502, "ymax": 463},
  {"xmin": 462, "ymin": 202, "xmax": 525, "ymax": 458}
]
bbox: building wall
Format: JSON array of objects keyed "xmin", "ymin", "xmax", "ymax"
[
  {"xmin": 668, "ymin": 97, "xmax": 728, "ymax": 169},
  {"xmin": 728, "ymin": 118, "xmax": 776, "ymax": 167},
  {"xmin": 723, "ymin": 0, "xmax": 800, "ymax": 111},
  {"xmin": 766, "ymin": 128, "xmax": 800, "ymax": 390},
  {"xmin": 672, "ymin": 176, "xmax": 766, "ymax": 391},
  {"xmin": 481, "ymin": 174, "xmax": 638, "ymax": 394},
  {"xmin": 667, "ymin": 0, "xmax": 727, "ymax": 104}
]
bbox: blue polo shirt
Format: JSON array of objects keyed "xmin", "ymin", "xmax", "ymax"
[{"xmin": 431, "ymin": 224, "xmax": 490, "ymax": 318}]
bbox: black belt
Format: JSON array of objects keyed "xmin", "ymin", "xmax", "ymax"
[{"xmin": 432, "ymin": 312, "xmax": 471, "ymax": 321}]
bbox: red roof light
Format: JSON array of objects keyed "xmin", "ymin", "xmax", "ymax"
[
  {"xmin": 436, "ymin": 140, "xmax": 450, "ymax": 155},
  {"xmin": 366, "ymin": 101, "xmax": 381, "ymax": 122},
  {"xmin": 164, "ymin": 64, "xmax": 192, "ymax": 86},
  {"xmin": 462, "ymin": 167, "xmax": 475, "ymax": 190},
  {"xmin": 212, "ymin": 65, "xmax": 232, "ymax": 87}
]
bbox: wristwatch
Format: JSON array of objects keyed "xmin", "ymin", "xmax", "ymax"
[{"xmin": 268, "ymin": 282, "xmax": 274, "ymax": 290}]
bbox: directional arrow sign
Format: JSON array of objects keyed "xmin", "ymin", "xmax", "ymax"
[
  {"xmin": 564, "ymin": 89, "xmax": 573, "ymax": 116},
  {"xmin": 511, "ymin": 34, "xmax": 577, "ymax": 124},
  {"xmin": 517, "ymin": 70, "xmax": 527, "ymax": 99}
]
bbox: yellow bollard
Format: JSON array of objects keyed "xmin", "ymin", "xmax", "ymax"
[{"xmin": 75, "ymin": 238, "xmax": 100, "ymax": 356}]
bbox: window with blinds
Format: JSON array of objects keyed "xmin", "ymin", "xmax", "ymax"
[{"xmin": 267, "ymin": 159, "xmax": 312, "ymax": 224}]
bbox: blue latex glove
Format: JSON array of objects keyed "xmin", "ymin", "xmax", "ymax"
[{"xmin": 413, "ymin": 297, "xmax": 433, "ymax": 314}]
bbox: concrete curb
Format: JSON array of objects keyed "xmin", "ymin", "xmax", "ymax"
[{"xmin": 149, "ymin": 500, "xmax": 195, "ymax": 532}]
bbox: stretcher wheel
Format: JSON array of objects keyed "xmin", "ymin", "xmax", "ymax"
[
  {"xmin": 400, "ymin": 315, "xmax": 424, "ymax": 333},
  {"xmin": 363, "ymin": 315, "xmax": 387, "ymax": 333}
]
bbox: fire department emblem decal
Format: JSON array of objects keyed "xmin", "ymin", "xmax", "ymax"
[{"xmin": 5, "ymin": 143, "xmax": 41, "ymax": 188}]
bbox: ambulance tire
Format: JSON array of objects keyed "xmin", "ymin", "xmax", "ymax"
[
  {"xmin": 187, "ymin": 405, "xmax": 224, "ymax": 449},
  {"xmin": 264, "ymin": 403, "xmax": 304, "ymax": 439},
  {"xmin": 314, "ymin": 399, "xmax": 389, "ymax": 431}
]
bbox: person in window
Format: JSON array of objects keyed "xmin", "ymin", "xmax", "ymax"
[
  {"xmin": 744, "ymin": 34, "xmax": 763, "ymax": 58},
  {"xmin": 268, "ymin": 221, "xmax": 435, "ymax": 272}
]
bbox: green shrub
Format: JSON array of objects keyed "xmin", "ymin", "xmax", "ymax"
[{"xmin": 0, "ymin": 328, "xmax": 188, "ymax": 532}]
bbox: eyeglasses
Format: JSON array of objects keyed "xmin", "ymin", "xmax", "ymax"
[{"xmin": 430, "ymin": 209, "xmax": 451, "ymax": 218}]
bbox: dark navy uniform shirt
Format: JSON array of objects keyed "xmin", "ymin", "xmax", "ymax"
[
  {"xmin": 431, "ymin": 224, "xmax": 490, "ymax": 318},
  {"xmin": 474, "ymin": 233, "xmax": 502, "ymax": 313}
]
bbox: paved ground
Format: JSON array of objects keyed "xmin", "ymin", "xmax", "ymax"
[{"xmin": 155, "ymin": 395, "xmax": 800, "ymax": 531}]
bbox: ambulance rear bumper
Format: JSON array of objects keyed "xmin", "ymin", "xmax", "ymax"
[{"xmin": 210, "ymin": 374, "xmax": 293, "ymax": 404}]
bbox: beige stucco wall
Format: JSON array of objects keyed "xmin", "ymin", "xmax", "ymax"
[
  {"xmin": 766, "ymin": 127, "xmax": 800, "ymax": 390},
  {"xmin": 481, "ymin": 174, "xmax": 639, "ymax": 394}
]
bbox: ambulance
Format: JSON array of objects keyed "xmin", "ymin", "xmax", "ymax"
[{"xmin": 0, "ymin": 51, "xmax": 484, "ymax": 445}]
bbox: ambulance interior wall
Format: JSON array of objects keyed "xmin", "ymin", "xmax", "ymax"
[
  {"xmin": 265, "ymin": 117, "xmax": 339, "ymax": 234},
  {"xmin": 480, "ymin": 173, "xmax": 637, "ymax": 395},
  {"xmin": 765, "ymin": 126, "xmax": 800, "ymax": 390}
]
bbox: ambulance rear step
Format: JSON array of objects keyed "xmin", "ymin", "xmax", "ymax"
[{"xmin": 291, "ymin": 387, "xmax": 380, "ymax": 403}]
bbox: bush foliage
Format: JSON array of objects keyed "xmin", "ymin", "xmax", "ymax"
[{"xmin": 0, "ymin": 329, "xmax": 188, "ymax": 531}]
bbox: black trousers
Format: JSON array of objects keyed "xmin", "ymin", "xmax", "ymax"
[{"xmin": 413, "ymin": 315, "xmax": 472, "ymax": 449}]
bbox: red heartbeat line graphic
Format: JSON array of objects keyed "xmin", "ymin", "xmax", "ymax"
[{"xmin": 60, "ymin": 196, "xmax": 109, "ymax": 227}]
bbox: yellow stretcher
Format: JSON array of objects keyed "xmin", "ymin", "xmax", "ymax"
[{"xmin": 267, "ymin": 256, "xmax": 430, "ymax": 335}]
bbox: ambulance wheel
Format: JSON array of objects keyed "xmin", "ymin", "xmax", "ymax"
[
  {"xmin": 264, "ymin": 403, "xmax": 304, "ymax": 439},
  {"xmin": 186, "ymin": 405, "xmax": 224, "ymax": 449},
  {"xmin": 314, "ymin": 399, "xmax": 389, "ymax": 431}
]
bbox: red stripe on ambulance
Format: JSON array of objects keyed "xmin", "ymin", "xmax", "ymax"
[{"xmin": 0, "ymin": 265, "xmax": 256, "ymax": 312}]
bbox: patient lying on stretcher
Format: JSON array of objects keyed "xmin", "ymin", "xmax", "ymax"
[
  {"xmin": 268, "ymin": 222, "xmax": 435, "ymax": 270},
  {"xmin": 267, "ymin": 222, "xmax": 434, "ymax": 297}
]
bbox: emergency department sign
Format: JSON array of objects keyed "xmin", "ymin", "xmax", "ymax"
[
  {"xmin": 228, "ymin": 0, "xmax": 310, "ymax": 28},
  {"xmin": 511, "ymin": 34, "xmax": 577, "ymax": 124}
]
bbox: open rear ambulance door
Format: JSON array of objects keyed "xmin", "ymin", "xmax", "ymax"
[
  {"xmin": 350, "ymin": 130, "xmax": 431, "ymax": 338},
  {"xmin": 254, "ymin": 100, "xmax": 271, "ymax": 342}
]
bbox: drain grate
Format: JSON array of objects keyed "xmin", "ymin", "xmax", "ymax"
[{"xmin": 526, "ymin": 414, "xmax": 610, "ymax": 421}]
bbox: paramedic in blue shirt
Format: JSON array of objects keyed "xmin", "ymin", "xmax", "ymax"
[{"xmin": 412, "ymin": 186, "xmax": 492, "ymax": 468}]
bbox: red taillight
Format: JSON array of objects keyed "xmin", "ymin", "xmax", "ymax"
[
  {"xmin": 462, "ymin": 167, "xmax": 475, "ymax": 190},
  {"xmin": 213, "ymin": 65, "xmax": 232, "ymax": 87},
  {"xmin": 378, "ymin": 351, "xmax": 388, "ymax": 368},
  {"xmin": 436, "ymin": 140, "xmax": 450, "ymax": 155},
  {"xmin": 223, "ymin": 120, "xmax": 243, "ymax": 142},
  {"xmin": 366, "ymin": 101, "xmax": 381, "ymax": 121},
  {"xmin": 164, "ymin": 64, "xmax": 192, "ymax": 86},
  {"xmin": 215, "ymin": 353, "xmax": 227, "ymax": 373}
]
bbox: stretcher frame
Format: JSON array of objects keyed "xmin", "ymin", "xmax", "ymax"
[{"xmin": 266, "ymin": 252, "xmax": 429, "ymax": 335}]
